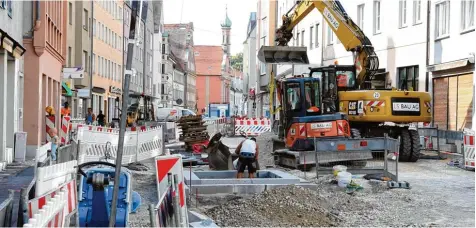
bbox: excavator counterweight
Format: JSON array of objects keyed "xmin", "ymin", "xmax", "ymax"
[{"xmin": 257, "ymin": 46, "xmax": 309, "ymax": 65}]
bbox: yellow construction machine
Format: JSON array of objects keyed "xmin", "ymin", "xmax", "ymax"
[{"xmin": 258, "ymin": 0, "xmax": 432, "ymax": 162}]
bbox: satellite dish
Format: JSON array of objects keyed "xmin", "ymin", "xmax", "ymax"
[{"xmin": 176, "ymin": 99, "xmax": 183, "ymax": 105}]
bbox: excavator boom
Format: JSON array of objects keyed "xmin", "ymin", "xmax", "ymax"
[{"xmin": 258, "ymin": 0, "xmax": 379, "ymax": 85}]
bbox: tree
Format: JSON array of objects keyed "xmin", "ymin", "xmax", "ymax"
[{"xmin": 230, "ymin": 52, "xmax": 243, "ymax": 71}]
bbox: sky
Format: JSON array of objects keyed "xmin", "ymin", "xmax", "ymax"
[{"xmin": 163, "ymin": 0, "xmax": 257, "ymax": 55}]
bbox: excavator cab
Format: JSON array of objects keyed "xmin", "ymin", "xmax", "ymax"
[{"xmin": 277, "ymin": 76, "xmax": 350, "ymax": 151}]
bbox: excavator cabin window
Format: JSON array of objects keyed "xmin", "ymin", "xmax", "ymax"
[
  {"xmin": 285, "ymin": 83, "xmax": 301, "ymax": 112},
  {"xmin": 304, "ymin": 81, "xmax": 321, "ymax": 115}
]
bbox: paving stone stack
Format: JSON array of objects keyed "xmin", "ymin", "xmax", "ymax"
[{"xmin": 177, "ymin": 115, "xmax": 209, "ymax": 150}]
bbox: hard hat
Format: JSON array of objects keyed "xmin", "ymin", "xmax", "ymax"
[{"xmin": 45, "ymin": 106, "xmax": 56, "ymax": 115}]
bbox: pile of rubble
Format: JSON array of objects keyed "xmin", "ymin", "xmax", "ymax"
[{"xmin": 206, "ymin": 185, "xmax": 341, "ymax": 227}]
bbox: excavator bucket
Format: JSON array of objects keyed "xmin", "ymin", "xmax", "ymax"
[{"xmin": 257, "ymin": 46, "xmax": 309, "ymax": 65}]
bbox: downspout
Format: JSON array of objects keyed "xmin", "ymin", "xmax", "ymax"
[
  {"xmin": 34, "ymin": 0, "xmax": 40, "ymax": 31},
  {"xmin": 426, "ymin": 0, "xmax": 433, "ymax": 126}
]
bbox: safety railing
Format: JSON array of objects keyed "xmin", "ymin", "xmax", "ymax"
[
  {"xmin": 417, "ymin": 125, "xmax": 465, "ymax": 161},
  {"xmin": 233, "ymin": 117, "xmax": 271, "ymax": 137},
  {"xmin": 0, "ymin": 190, "xmax": 14, "ymax": 227},
  {"xmin": 23, "ymin": 189, "xmax": 68, "ymax": 227},
  {"xmin": 312, "ymin": 135, "xmax": 400, "ymax": 181}
]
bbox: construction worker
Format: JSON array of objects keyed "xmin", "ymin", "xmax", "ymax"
[
  {"xmin": 234, "ymin": 137, "xmax": 259, "ymax": 179},
  {"xmin": 61, "ymin": 102, "xmax": 71, "ymax": 117}
]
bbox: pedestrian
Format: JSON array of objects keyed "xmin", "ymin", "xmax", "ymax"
[
  {"xmin": 97, "ymin": 110, "xmax": 105, "ymax": 126},
  {"xmin": 48, "ymin": 128, "xmax": 59, "ymax": 162},
  {"xmin": 85, "ymin": 108, "xmax": 96, "ymax": 125},
  {"xmin": 234, "ymin": 137, "xmax": 259, "ymax": 179}
]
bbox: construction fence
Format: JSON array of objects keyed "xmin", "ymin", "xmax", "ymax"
[{"xmin": 418, "ymin": 125, "xmax": 475, "ymax": 170}]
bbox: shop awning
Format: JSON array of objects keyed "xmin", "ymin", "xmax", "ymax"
[
  {"xmin": 427, "ymin": 58, "xmax": 474, "ymax": 72},
  {"xmin": 62, "ymin": 82, "xmax": 73, "ymax": 96}
]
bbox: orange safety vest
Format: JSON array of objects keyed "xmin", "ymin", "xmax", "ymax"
[{"xmin": 61, "ymin": 107, "xmax": 70, "ymax": 116}]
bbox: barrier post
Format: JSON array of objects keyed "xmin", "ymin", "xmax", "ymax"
[
  {"xmin": 314, "ymin": 137, "xmax": 319, "ymax": 179},
  {"xmin": 148, "ymin": 204, "xmax": 156, "ymax": 227},
  {"xmin": 436, "ymin": 125, "xmax": 441, "ymax": 158}
]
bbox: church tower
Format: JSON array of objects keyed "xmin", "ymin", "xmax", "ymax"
[{"xmin": 221, "ymin": 5, "xmax": 232, "ymax": 57}]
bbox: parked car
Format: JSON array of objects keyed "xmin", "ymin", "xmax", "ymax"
[{"xmin": 156, "ymin": 107, "xmax": 196, "ymax": 122}]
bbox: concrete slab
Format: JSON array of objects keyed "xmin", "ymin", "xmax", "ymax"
[{"xmin": 184, "ymin": 169, "xmax": 316, "ymax": 195}]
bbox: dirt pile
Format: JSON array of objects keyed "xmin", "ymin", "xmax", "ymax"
[
  {"xmin": 206, "ymin": 185, "xmax": 341, "ymax": 227},
  {"xmin": 255, "ymin": 131, "xmax": 276, "ymax": 168}
]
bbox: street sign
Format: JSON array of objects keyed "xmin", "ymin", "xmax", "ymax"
[
  {"xmin": 77, "ymin": 89, "xmax": 90, "ymax": 98},
  {"xmin": 62, "ymin": 67, "xmax": 84, "ymax": 79}
]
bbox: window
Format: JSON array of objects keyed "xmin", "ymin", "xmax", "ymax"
[
  {"xmin": 435, "ymin": 1, "xmax": 450, "ymax": 38},
  {"xmin": 92, "ymin": 54, "xmax": 95, "ymax": 73},
  {"xmin": 461, "ymin": 0, "xmax": 474, "ymax": 31},
  {"xmin": 301, "ymin": 30, "xmax": 305, "ymax": 47},
  {"xmin": 6, "ymin": 0, "xmax": 12, "ymax": 17},
  {"xmin": 373, "ymin": 1, "xmax": 381, "ymax": 34},
  {"xmin": 119, "ymin": 7, "xmax": 123, "ymax": 20},
  {"xmin": 397, "ymin": 65, "xmax": 419, "ymax": 91},
  {"xmin": 413, "ymin": 0, "xmax": 422, "ymax": 24},
  {"xmin": 162, "ymin": 64, "xmax": 165, "ymax": 74},
  {"xmin": 315, "ymin": 23, "xmax": 319, "ymax": 48},
  {"xmin": 309, "ymin": 26, "xmax": 314, "ymax": 49},
  {"xmin": 93, "ymin": 19, "xmax": 96, "ymax": 36},
  {"xmin": 150, "ymin": 34, "xmax": 153, "ymax": 50},
  {"xmin": 69, "ymin": 3, "xmax": 73, "ymax": 25},
  {"xmin": 68, "ymin": 47, "xmax": 72, "ymax": 67},
  {"xmin": 162, "ymin": 44, "xmax": 165, "ymax": 54},
  {"xmin": 285, "ymin": 83, "xmax": 301, "ymax": 111},
  {"xmin": 83, "ymin": 51, "xmax": 88, "ymax": 72},
  {"xmin": 399, "ymin": 0, "xmax": 407, "ymax": 28},
  {"xmin": 327, "ymin": 26, "xmax": 334, "ymax": 45},
  {"xmin": 357, "ymin": 4, "xmax": 365, "ymax": 30},
  {"xmin": 149, "ymin": 55, "xmax": 152, "ymax": 72},
  {"xmin": 113, "ymin": 63, "xmax": 116, "ymax": 81},
  {"xmin": 261, "ymin": 17, "xmax": 268, "ymax": 37},
  {"xmin": 296, "ymin": 32, "xmax": 300, "ymax": 46},
  {"xmin": 83, "ymin": 9, "xmax": 88, "ymax": 30}
]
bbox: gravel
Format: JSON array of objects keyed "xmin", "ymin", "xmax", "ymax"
[
  {"xmin": 205, "ymin": 185, "xmax": 340, "ymax": 227},
  {"xmin": 128, "ymin": 159, "xmax": 158, "ymax": 227}
]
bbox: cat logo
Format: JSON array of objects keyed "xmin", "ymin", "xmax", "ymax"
[{"xmin": 290, "ymin": 128, "xmax": 296, "ymax": 135}]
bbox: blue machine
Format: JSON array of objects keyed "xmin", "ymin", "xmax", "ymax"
[{"xmin": 77, "ymin": 162, "xmax": 141, "ymax": 227}]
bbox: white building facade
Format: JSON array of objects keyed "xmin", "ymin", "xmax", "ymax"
[
  {"xmin": 427, "ymin": 0, "xmax": 474, "ymax": 131},
  {"xmin": 152, "ymin": 0, "xmax": 164, "ymax": 108},
  {"xmin": 243, "ymin": 12, "xmax": 257, "ymax": 117}
]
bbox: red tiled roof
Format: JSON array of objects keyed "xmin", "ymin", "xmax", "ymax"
[{"xmin": 194, "ymin": 45, "xmax": 223, "ymax": 75}]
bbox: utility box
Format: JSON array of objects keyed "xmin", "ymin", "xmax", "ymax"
[{"xmin": 14, "ymin": 132, "xmax": 27, "ymax": 162}]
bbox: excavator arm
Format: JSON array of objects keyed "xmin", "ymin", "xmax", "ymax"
[{"xmin": 259, "ymin": 0, "xmax": 379, "ymax": 86}]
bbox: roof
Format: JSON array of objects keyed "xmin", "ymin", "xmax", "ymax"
[
  {"xmin": 221, "ymin": 6, "xmax": 232, "ymax": 28},
  {"xmin": 194, "ymin": 45, "xmax": 224, "ymax": 75}
]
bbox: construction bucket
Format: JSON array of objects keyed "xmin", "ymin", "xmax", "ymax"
[{"xmin": 257, "ymin": 46, "xmax": 309, "ymax": 65}]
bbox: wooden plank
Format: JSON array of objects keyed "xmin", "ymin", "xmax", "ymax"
[
  {"xmin": 457, "ymin": 74, "xmax": 473, "ymax": 130},
  {"xmin": 433, "ymin": 77, "xmax": 448, "ymax": 130},
  {"xmin": 448, "ymin": 77, "xmax": 458, "ymax": 131}
]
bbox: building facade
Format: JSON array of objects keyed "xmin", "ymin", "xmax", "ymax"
[
  {"xmin": 428, "ymin": 0, "xmax": 475, "ymax": 131},
  {"xmin": 164, "ymin": 23, "xmax": 197, "ymax": 110},
  {"xmin": 195, "ymin": 45, "xmax": 227, "ymax": 114},
  {"xmin": 152, "ymin": 0, "xmax": 164, "ymax": 108},
  {"xmin": 23, "ymin": 1, "xmax": 67, "ymax": 156},
  {"xmin": 0, "ymin": 0, "xmax": 26, "ymax": 164},
  {"xmin": 243, "ymin": 12, "xmax": 257, "ymax": 117}
]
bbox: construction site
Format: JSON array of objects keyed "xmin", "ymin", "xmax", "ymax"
[{"xmin": 0, "ymin": 0, "xmax": 474, "ymax": 227}]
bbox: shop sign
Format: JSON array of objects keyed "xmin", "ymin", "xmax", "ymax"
[{"xmin": 110, "ymin": 86, "xmax": 122, "ymax": 95}]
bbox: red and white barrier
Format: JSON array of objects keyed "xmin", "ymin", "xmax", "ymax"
[
  {"xmin": 155, "ymin": 155, "xmax": 188, "ymax": 227},
  {"xmin": 234, "ymin": 117, "xmax": 271, "ymax": 137},
  {"xmin": 28, "ymin": 179, "xmax": 77, "ymax": 219},
  {"xmin": 76, "ymin": 126, "xmax": 164, "ymax": 165},
  {"xmin": 23, "ymin": 189, "xmax": 67, "ymax": 228},
  {"xmin": 60, "ymin": 116, "xmax": 71, "ymax": 144},
  {"xmin": 45, "ymin": 116, "xmax": 55, "ymax": 142},
  {"xmin": 35, "ymin": 160, "xmax": 77, "ymax": 197},
  {"xmin": 463, "ymin": 129, "xmax": 475, "ymax": 169}
]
